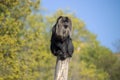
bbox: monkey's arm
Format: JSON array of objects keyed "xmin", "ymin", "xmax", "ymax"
[
  {"xmin": 50, "ymin": 34, "xmax": 63, "ymax": 56},
  {"xmin": 67, "ymin": 38, "xmax": 74, "ymax": 57},
  {"xmin": 50, "ymin": 33, "xmax": 58, "ymax": 56},
  {"xmin": 50, "ymin": 40, "xmax": 57, "ymax": 56}
]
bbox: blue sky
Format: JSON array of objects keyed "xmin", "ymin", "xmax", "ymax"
[{"xmin": 41, "ymin": 0, "xmax": 120, "ymax": 52}]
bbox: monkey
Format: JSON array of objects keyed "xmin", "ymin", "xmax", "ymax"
[{"xmin": 50, "ymin": 16, "xmax": 74, "ymax": 60}]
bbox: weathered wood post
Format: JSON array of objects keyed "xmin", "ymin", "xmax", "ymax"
[{"xmin": 54, "ymin": 57, "xmax": 70, "ymax": 80}]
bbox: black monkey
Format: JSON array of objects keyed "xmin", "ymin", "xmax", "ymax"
[{"xmin": 50, "ymin": 16, "xmax": 74, "ymax": 60}]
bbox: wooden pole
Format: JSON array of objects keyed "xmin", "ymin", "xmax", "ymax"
[{"xmin": 54, "ymin": 57, "xmax": 70, "ymax": 80}]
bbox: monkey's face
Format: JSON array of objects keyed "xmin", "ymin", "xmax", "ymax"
[{"xmin": 55, "ymin": 16, "xmax": 72, "ymax": 40}]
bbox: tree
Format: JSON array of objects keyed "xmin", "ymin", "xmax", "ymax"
[
  {"xmin": 113, "ymin": 39, "xmax": 120, "ymax": 53},
  {"xmin": 0, "ymin": 0, "xmax": 43, "ymax": 79}
]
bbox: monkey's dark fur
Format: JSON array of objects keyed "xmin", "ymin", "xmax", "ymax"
[{"xmin": 50, "ymin": 16, "xmax": 74, "ymax": 60}]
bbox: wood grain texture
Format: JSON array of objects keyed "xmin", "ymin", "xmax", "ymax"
[{"xmin": 54, "ymin": 57, "xmax": 70, "ymax": 80}]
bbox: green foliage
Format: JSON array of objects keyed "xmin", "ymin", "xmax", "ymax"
[
  {"xmin": 0, "ymin": 0, "xmax": 120, "ymax": 80},
  {"xmin": 80, "ymin": 44, "xmax": 120, "ymax": 80}
]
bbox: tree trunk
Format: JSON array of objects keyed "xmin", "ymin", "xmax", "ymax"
[{"xmin": 54, "ymin": 57, "xmax": 70, "ymax": 80}]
